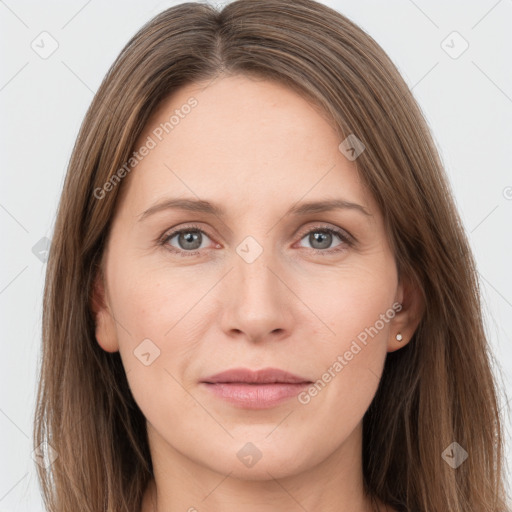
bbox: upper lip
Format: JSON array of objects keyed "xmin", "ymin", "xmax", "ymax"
[{"xmin": 201, "ymin": 367, "xmax": 311, "ymax": 384}]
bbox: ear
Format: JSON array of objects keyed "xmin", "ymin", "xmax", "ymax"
[
  {"xmin": 387, "ymin": 272, "xmax": 424, "ymax": 353},
  {"xmin": 90, "ymin": 267, "xmax": 119, "ymax": 353}
]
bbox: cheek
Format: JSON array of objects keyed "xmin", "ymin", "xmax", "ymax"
[
  {"xmin": 295, "ymin": 261, "xmax": 396, "ymax": 419},
  {"xmin": 106, "ymin": 254, "xmax": 212, "ymax": 374},
  {"xmin": 110, "ymin": 242, "xmax": 209, "ymax": 324},
  {"xmin": 303, "ymin": 257, "xmax": 397, "ymax": 341},
  {"xmin": 109, "ymin": 266, "xmax": 208, "ymax": 423}
]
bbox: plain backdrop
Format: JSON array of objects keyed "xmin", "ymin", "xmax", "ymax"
[{"xmin": 1, "ymin": 0, "xmax": 511, "ymax": 509}]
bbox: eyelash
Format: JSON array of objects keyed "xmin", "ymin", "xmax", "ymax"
[{"xmin": 158, "ymin": 223, "xmax": 354, "ymax": 257}]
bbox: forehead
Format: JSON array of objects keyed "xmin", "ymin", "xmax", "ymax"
[{"xmin": 118, "ymin": 74, "xmax": 372, "ymax": 217}]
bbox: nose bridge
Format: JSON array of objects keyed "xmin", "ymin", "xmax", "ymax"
[
  {"xmin": 233, "ymin": 235, "xmax": 282, "ymax": 306},
  {"xmin": 220, "ymin": 233, "xmax": 293, "ymax": 340}
]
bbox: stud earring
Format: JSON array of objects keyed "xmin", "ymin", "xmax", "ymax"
[{"xmin": 396, "ymin": 333, "xmax": 403, "ymax": 342}]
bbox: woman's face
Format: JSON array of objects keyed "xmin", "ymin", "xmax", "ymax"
[{"xmin": 93, "ymin": 74, "xmax": 414, "ymax": 482}]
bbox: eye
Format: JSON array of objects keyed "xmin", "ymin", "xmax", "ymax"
[
  {"xmin": 159, "ymin": 224, "xmax": 216, "ymax": 256},
  {"xmin": 296, "ymin": 225, "xmax": 352, "ymax": 254}
]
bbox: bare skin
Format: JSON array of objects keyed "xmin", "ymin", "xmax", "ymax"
[{"xmin": 92, "ymin": 74, "xmax": 421, "ymax": 512}]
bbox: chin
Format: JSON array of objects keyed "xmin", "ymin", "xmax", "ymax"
[{"xmin": 199, "ymin": 438, "xmax": 318, "ymax": 481}]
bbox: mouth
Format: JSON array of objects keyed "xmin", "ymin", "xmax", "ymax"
[
  {"xmin": 202, "ymin": 367, "xmax": 311, "ymax": 384},
  {"xmin": 200, "ymin": 367, "xmax": 312, "ymax": 409}
]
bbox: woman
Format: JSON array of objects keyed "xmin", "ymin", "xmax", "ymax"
[{"xmin": 34, "ymin": 0, "xmax": 510, "ymax": 511}]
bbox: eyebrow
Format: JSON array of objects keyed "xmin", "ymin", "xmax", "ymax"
[{"xmin": 138, "ymin": 197, "xmax": 371, "ymax": 222}]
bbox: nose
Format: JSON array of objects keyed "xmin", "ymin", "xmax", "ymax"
[{"xmin": 219, "ymin": 244, "xmax": 295, "ymax": 344}]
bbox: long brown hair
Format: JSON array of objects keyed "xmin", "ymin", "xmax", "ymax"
[{"xmin": 34, "ymin": 0, "xmax": 511, "ymax": 510}]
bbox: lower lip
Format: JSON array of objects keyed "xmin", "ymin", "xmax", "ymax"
[{"xmin": 201, "ymin": 382, "xmax": 310, "ymax": 409}]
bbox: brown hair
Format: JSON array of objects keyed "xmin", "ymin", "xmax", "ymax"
[{"xmin": 34, "ymin": 0, "xmax": 511, "ymax": 510}]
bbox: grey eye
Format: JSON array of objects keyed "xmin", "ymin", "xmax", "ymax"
[
  {"xmin": 298, "ymin": 229, "xmax": 344, "ymax": 251},
  {"xmin": 166, "ymin": 229, "xmax": 211, "ymax": 251}
]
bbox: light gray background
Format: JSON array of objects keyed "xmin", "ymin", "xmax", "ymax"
[{"xmin": 1, "ymin": 0, "xmax": 511, "ymax": 509}]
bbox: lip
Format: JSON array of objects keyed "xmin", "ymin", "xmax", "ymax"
[
  {"xmin": 200, "ymin": 367, "xmax": 312, "ymax": 409},
  {"xmin": 202, "ymin": 367, "xmax": 310, "ymax": 384}
]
